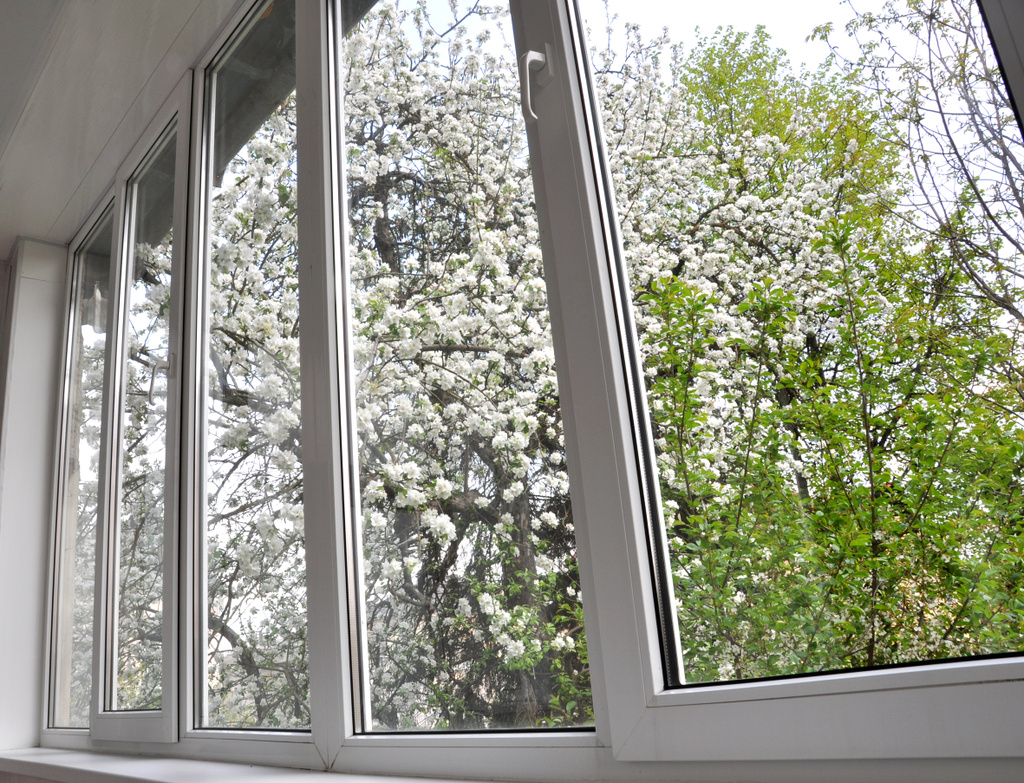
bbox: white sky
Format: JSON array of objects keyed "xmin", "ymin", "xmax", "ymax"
[
  {"xmin": 412, "ymin": 0, "xmax": 900, "ymax": 78},
  {"xmin": 574, "ymin": 0, "xmax": 888, "ymax": 71}
]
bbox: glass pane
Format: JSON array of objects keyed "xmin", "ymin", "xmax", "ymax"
[
  {"xmin": 576, "ymin": 0, "xmax": 1024, "ymax": 684},
  {"xmin": 203, "ymin": 0, "xmax": 307, "ymax": 728},
  {"xmin": 113, "ymin": 126, "xmax": 177, "ymax": 710},
  {"xmin": 343, "ymin": 0, "xmax": 591, "ymax": 730},
  {"xmin": 52, "ymin": 206, "xmax": 115, "ymax": 727}
]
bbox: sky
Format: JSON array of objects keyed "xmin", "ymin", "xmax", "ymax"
[
  {"xmin": 574, "ymin": 0, "xmax": 888, "ymax": 71},
  {"xmin": 412, "ymin": 0, "xmax": 894, "ymax": 75}
]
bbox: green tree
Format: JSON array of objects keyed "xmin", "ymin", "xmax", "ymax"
[{"xmin": 596, "ymin": 17, "xmax": 1024, "ymax": 682}]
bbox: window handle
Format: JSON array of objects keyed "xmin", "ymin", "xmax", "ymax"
[
  {"xmin": 148, "ymin": 357, "xmax": 170, "ymax": 404},
  {"xmin": 519, "ymin": 45, "xmax": 554, "ymax": 124}
]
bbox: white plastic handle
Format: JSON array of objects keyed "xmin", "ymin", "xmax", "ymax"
[{"xmin": 519, "ymin": 48, "xmax": 553, "ymax": 124}]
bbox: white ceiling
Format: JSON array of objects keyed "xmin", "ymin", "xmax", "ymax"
[
  {"xmin": 0, "ymin": 0, "xmax": 238, "ymax": 262},
  {"xmin": 0, "ymin": 1, "xmax": 65, "ymax": 168}
]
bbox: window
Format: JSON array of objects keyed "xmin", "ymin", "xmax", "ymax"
[
  {"xmin": 38, "ymin": 0, "xmax": 1024, "ymax": 777},
  {"xmin": 342, "ymin": 0, "xmax": 591, "ymax": 731},
  {"xmin": 577, "ymin": 0, "xmax": 1024, "ymax": 687},
  {"xmin": 51, "ymin": 202, "xmax": 115, "ymax": 730},
  {"xmin": 112, "ymin": 124, "xmax": 178, "ymax": 714},
  {"xmin": 85, "ymin": 74, "xmax": 191, "ymax": 746},
  {"xmin": 200, "ymin": 0, "xmax": 308, "ymax": 729}
]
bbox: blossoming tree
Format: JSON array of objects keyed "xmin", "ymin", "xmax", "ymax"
[{"xmin": 104, "ymin": 0, "xmax": 1024, "ymax": 729}]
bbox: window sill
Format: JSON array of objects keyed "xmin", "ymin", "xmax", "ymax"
[
  {"xmin": 0, "ymin": 748, "xmax": 331, "ymax": 783},
  {"xmin": 4, "ymin": 744, "xmax": 1024, "ymax": 783}
]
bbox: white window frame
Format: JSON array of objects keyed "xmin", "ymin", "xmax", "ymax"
[
  {"xmin": 86, "ymin": 72, "xmax": 192, "ymax": 746},
  {"xmin": 35, "ymin": 0, "xmax": 1024, "ymax": 778}
]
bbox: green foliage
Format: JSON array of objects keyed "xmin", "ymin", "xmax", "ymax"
[{"xmin": 602, "ymin": 14, "xmax": 1024, "ymax": 683}]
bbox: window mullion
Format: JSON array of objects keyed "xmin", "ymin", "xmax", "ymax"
[{"xmin": 295, "ymin": 0, "xmax": 351, "ymax": 761}]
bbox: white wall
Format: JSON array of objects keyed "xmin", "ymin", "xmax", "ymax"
[{"xmin": 0, "ymin": 239, "xmax": 67, "ymax": 750}]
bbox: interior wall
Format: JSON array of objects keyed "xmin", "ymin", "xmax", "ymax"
[
  {"xmin": 0, "ymin": 259, "xmax": 14, "ymax": 447},
  {"xmin": 0, "ymin": 239, "xmax": 67, "ymax": 750}
]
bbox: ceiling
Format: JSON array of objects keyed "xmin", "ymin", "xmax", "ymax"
[
  {"xmin": 0, "ymin": 0, "xmax": 237, "ymax": 263},
  {"xmin": 0, "ymin": 0, "xmax": 65, "ymax": 261},
  {"xmin": 0, "ymin": 1, "xmax": 65, "ymax": 168}
]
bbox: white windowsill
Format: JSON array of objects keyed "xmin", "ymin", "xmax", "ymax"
[
  {"xmin": 0, "ymin": 748, "xmax": 339, "ymax": 783},
  {"xmin": 5, "ymin": 745, "xmax": 1024, "ymax": 783}
]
